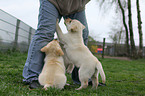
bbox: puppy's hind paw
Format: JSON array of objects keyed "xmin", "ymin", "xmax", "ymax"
[
  {"xmin": 65, "ymin": 83, "xmax": 70, "ymax": 86},
  {"xmin": 98, "ymin": 83, "xmax": 106, "ymax": 86},
  {"xmin": 76, "ymin": 87, "xmax": 82, "ymax": 90}
]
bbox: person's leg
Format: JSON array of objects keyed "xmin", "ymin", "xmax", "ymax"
[
  {"xmin": 22, "ymin": 0, "xmax": 61, "ymax": 87},
  {"xmin": 63, "ymin": 10, "xmax": 90, "ymax": 84}
]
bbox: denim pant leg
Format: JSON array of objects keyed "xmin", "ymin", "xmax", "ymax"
[
  {"xmin": 22, "ymin": 0, "xmax": 60, "ymax": 83},
  {"xmin": 64, "ymin": 10, "xmax": 89, "ymax": 84}
]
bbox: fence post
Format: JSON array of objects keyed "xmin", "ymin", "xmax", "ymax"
[
  {"xmin": 28, "ymin": 27, "xmax": 32, "ymax": 47},
  {"xmin": 102, "ymin": 38, "xmax": 106, "ymax": 59},
  {"xmin": 13, "ymin": 19, "xmax": 20, "ymax": 51}
]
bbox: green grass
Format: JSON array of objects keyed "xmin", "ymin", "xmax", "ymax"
[{"xmin": 0, "ymin": 52, "xmax": 145, "ymax": 96}]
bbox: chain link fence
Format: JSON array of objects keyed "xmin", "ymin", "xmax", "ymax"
[{"xmin": 0, "ymin": 9, "xmax": 36, "ymax": 52}]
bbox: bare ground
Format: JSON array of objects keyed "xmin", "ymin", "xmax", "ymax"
[{"xmin": 104, "ymin": 56, "xmax": 131, "ymax": 60}]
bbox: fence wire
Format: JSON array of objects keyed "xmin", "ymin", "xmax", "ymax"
[{"xmin": 0, "ymin": 9, "xmax": 35, "ymax": 52}]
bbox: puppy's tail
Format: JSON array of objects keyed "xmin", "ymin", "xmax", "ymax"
[{"xmin": 96, "ymin": 61, "xmax": 106, "ymax": 84}]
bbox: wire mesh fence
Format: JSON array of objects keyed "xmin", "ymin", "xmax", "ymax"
[{"xmin": 0, "ymin": 9, "xmax": 35, "ymax": 52}]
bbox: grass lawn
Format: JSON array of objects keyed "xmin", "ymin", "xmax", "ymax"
[{"xmin": 0, "ymin": 52, "xmax": 145, "ymax": 96}]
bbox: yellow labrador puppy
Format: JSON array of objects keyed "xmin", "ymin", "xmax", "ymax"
[
  {"xmin": 38, "ymin": 40, "xmax": 66, "ymax": 90},
  {"xmin": 56, "ymin": 18, "xmax": 106, "ymax": 90}
]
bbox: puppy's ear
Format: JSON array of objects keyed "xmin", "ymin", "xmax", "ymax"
[
  {"xmin": 41, "ymin": 46, "xmax": 47, "ymax": 52},
  {"xmin": 82, "ymin": 24, "xmax": 85, "ymax": 30},
  {"xmin": 56, "ymin": 49, "xmax": 64, "ymax": 56}
]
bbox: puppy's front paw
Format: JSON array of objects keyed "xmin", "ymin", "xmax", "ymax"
[
  {"xmin": 43, "ymin": 84, "xmax": 51, "ymax": 90},
  {"xmin": 44, "ymin": 87, "xmax": 48, "ymax": 90},
  {"xmin": 56, "ymin": 19, "xmax": 59, "ymax": 23}
]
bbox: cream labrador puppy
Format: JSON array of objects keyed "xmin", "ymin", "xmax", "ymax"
[
  {"xmin": 38, "ymin": 40, "xmax": 66, "ymax": 90},
  {"xmin": 56, "ymin": 18, "xmax": 106, "ymax": 90}
]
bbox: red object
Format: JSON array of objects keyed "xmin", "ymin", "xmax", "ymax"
[{"xmin": 97, "ymin": 48, "xmax": 103, "ymax": 51}]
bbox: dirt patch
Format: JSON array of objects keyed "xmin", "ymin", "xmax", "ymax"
[{"xmin": 104, "ymin": 56, "xmax": 131, "ymax": 61}]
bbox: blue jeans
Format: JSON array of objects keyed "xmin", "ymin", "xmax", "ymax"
[{"xmin": 22, "ymin": 0, "xmax": 89, "ymax": 83}]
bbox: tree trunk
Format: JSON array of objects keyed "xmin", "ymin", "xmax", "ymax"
[
  {"xmin": 136, "ymin": 0, "xmax": 143, "ymax": 58},
  {"xmin": 128, "ymin": 0, "xmax": 137, "ymax": 59},
  {"xmin": 118, "ymin": 0, "xmax": 130, "ymax": 56}
]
